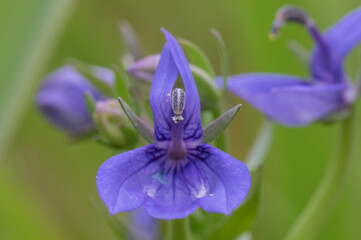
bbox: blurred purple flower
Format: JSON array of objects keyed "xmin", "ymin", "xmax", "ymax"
[
  {"xmin": 128, "ymin": 207, "xmax": 159, "ymax": 240},
  {"xmin": 222, "ymin": 6, "xmax": 361, "ymax": 126},
  {"xmin": 36, "ymin": 65, "xmax": 114, "ymax": 135},
  {"xmin": 127, "ymin": 54, "xmax": 160, "ymax": 82},
  {"xmin": 96, "ymin": 29, "xmax": 251, "ymax": 220}
]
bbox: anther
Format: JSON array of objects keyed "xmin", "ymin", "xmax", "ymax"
[{"xmin": 171, "ymin": 88, "xmax": 185, "ymax": 124}]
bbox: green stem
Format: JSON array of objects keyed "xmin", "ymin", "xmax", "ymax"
[
  {"xmin": 284, "ymin": 112, "xmax": 357, "ymax": 240},
  {"xmin": 167, "ymin": 218, "xmax": 191, "ymax": 240}
]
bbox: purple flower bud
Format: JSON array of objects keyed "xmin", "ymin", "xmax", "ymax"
[
  {"xmin": 35, "ymin": 65, "xmax": 113, "ymax": 135},
  {"xmin": 94, "ymin": 99, "xmax": 138, "ymax": 148}
]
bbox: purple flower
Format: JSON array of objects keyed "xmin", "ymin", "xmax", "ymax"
[
  {"xmin": 128, "ymin": 54, "xmax": 160, "ymax": 82},
  {"xmin": 36, "ymin": 65, "xmax": 114, "ymax": 135},
  {"xmin": 222, "ymin": 6, "xmax": 361, "ymax": 126},
  {"xmin": 96, "ymin": 29, "xmax": 251, "ymax": 220},
  {"xmin": 128, "ymin": 207, "xmax": 159, "ymax": 240}
]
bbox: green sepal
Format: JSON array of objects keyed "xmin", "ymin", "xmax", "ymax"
[
  {"xmin": 69, "ymin": 58, "xmax": 113, "ymax": 97},
  {"xmin": 83, "ymin": 92, "xmax": 96, "ymax": 116},
  {"xmin": 118, "ymin": 97, "xmax": 154, "ymax": 143},
  {"xmin": 202, "ymin": 104, "xmax": 242, "ymax": 143},
  {"xmin": 112, "ymin": 65, "xmax": 132, "ymax": 104},
  {"xmin": 211, "ymin": 29, "xmax": 230, "ymax": 97},
  {"xmin": 178, "ymin": 38, "xmax": 215, "ymax": 78}
]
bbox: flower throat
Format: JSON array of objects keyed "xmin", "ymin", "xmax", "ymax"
[{"xmin": 169, "ymin": 88, "xmax": 187, "ymax": 160}]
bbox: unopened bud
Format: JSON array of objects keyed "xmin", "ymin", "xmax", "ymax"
[{"xmin": 93, "ymin": 99, "xmax": 138, "ymax": 148}]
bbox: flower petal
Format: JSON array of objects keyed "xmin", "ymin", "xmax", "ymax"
[
  {"xmin": 91, "ymin": 66, "xmax": 115, "ymax": 86},
  {"xmin": 162, "ymin": 29, "xmax": 202, "ymax": 142},
  {"xmin": 224, "ymin": 74, "xmax": 348, "ymax": 126},
  {"xmin": 97, "ymin": 143, "xmax": 251, "ymax": 219},
  {"xmin": 97, "ymin": 144, "xmax": 199, "ymax": 219},
  {"xmin": 187, "ymin": 144, "xmax": 251, "ymax": 214},
  {"xmin": 144, "ymin": 164, "xmax": 199, "ymax": 220},
  {"xmin": 129, "ymin": 207, "xmax": 159, "ymax": 240},
  {"xmin": 149, "ymin": 45, "xmax": 178, "ymax": 142},
  {"xmin": 310, "ymin": 7, "xmax": 361, "ymax": 82},
  {"xmin": 35, "ymin": 65, "xmax": 104, "ymax": 134},
  {"xmin": 96, "ymin": 144, "xmax": 167, "ymax": 214},
  {"xmin": 128, "ymin": 54, "xmax": 160, "ymax": 82}
]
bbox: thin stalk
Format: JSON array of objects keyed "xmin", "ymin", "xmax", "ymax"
[
  {"xmin": 167, "ymin": 218, "xmax": 191, "ymax": 240},
  {"xmin": 284, "ymin": 112, "xmax": 357, "ymax": 240}
]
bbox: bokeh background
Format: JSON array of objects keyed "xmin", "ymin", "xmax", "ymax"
[{"xmin": 1, "ymin": 0, "xmax": 361, "ymax": 239}]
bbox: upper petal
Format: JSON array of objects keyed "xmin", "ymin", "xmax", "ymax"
[
  {"xmin": 35, "ymin": 65, "xmax": 104, "ymax": 134},
  {"xmin": 187, "ymin": 144, "xmax": 251, "ymax": 214},
  {"xmin": 310, "ymin": 7, "xmax": 361, "ymax": 82},
  {"xmin": 149, "ymin": 45, "xmax": 179, "ymax": 142},
  {"xmin": 224, "ymin": 74, "xmax": 348, "ymax": 126},
  {"xmin": 149, "ymin": 30, "xmax": 203, "ymax": 143},
  {"xmin": 162, "ymin": 29, "xmax": 202, "ymax": 142}
]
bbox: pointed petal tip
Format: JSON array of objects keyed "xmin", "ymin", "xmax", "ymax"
[
  {"xmin": 109, "ymin": 208, "xmax": 117, "ymax": 215},
  {"xmin": 161, "ymin": 27, "xmax": 168, "ymax": 35}
]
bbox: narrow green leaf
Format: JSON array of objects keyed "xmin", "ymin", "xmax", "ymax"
[
  {"xmin": 202, "ymin": 104, "xmax": 242, "ymax": 143},
  {"xmin": 69, "ymin": 58, "xmax": 114, "ymax": 97},
  {"xmin": 246, "ymin": 121, "xmax": 274, "ymax": 172},
  {"xmin": 118, "ymin": 97, "xmax": 154, "ymax": 143},
  {"xmin": 190, "ymin": 64, "xmax": 221, "ymax": 110},
  {"xmin": 0, "ymin": 0, "xmax": 76, "ymax": 158},
  {"xmin": 113, "ymin": 65, "xmax": 131, "ymax": 104},
  {"xmin": 178, "ymin": 38, "xmax": 215, "ymax": 77},
  {"xmin": 84, "ymin": 92, "xmax": 97, "ymax": 115},
  {"xmin": 211, "ymin": 29, "xmax": 230, "ymax": 97}
]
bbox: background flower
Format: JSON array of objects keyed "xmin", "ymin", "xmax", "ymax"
[
  {"xmin": 222, "ymin": 6, "xmax": 361, "ymax": 126},
  {"xmin": 35, "ymin": 65, "xmax": 113, "ymax": 135}
]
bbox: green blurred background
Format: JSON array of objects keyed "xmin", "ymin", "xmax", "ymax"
[{"xmin": 1, "ymin": 0, "xmax": 361, "ymax": 239}]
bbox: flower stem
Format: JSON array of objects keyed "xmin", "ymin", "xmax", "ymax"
[
  {"xmin": 284, "ymin": 112, "xmax": 357, "ymax": 240},
  {"xmin": 167, "ymin": 217, "xmax": 191, "ymax": 240}
]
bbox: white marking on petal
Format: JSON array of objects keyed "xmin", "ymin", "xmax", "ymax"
[
  {"xmin": 146, "ymin": 185, "xmax": 157, "ymax": 198},
  {"xmin": 193, "ymin": 181, "xmax": 207, "ymax": 198}
]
